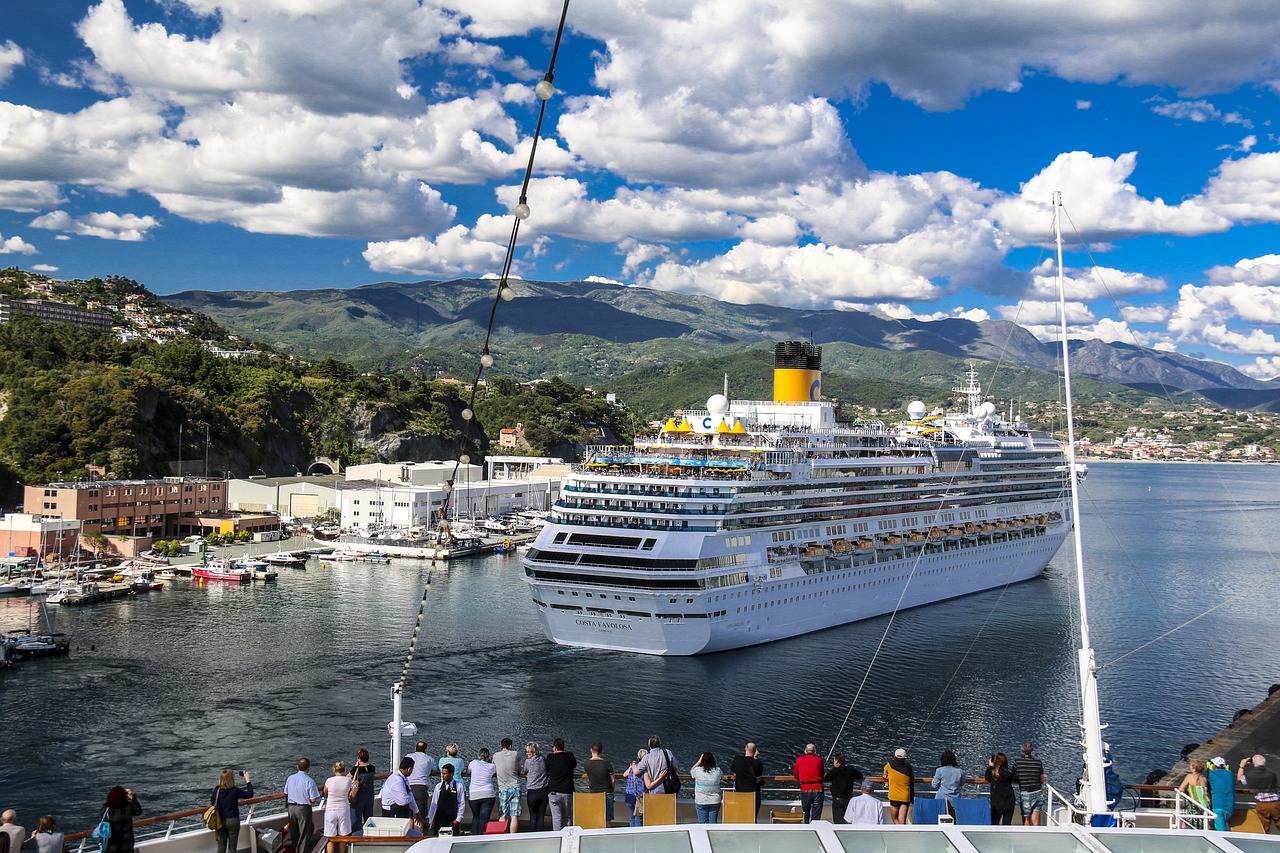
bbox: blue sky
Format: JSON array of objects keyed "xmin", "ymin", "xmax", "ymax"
[{"xmin": 3, "ymin": 2, "xmax": 1280, "ymax": 375}]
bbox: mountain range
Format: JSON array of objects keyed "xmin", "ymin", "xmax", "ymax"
[{"xmin": 166, "ymin": 278, "xmax": 1280, "ymax": 411}]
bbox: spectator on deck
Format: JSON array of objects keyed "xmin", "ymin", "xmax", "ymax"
[
  {"xmin": 209, "ymin": 771, "xmax": 250, "ymax": 853},
  {"xmin": 98, "ymin": 788, "xmax": 141, "ymax": 853}
]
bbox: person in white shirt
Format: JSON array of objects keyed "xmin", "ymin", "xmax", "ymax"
[
  {"xmin": 380, "ymin": 757, "xmax": 420, "ymax": 828},
  {"xmin": 321, "ymin": 761, "xmax": 353, "ymax": 853},
  {"xmin": 406, "ymin": 743, "xmax": 437, "ymax": 819},
  {"xmin": 844, "ymin": 779, "xmax": 887, "ymax": 826}
]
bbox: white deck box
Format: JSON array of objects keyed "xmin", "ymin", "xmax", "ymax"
[{"xmin": 362, "ymin": 818, "xmax": 412, "ymax": 837}]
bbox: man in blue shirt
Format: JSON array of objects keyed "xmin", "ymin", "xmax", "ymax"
[{"xmin": 284, "ymin": 758, "xmax": 320, "ymax": 851}]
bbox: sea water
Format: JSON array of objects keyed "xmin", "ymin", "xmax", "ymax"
[{"xmin": 3, "ymin": 461, "xmax": 1278, "ymax": 830}]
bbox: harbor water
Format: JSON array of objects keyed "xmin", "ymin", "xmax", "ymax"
[{"xmin": 3, "ymin": 461, "xmax": 1279, "ymax": 830}]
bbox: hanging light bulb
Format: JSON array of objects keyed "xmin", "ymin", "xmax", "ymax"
[
  {"xmin": 462, "ymin": 408, "xmax": 473, "ymax": 420},
  {"xmin": 459, "ymin": 453, "xmax": 471, "ymax": 464},
  {"xmin": 480, "ymin": 352, "xmax": 494, "ymax": 368},
  {"xmin": 499, "ymin": 284, "xmax": 515, "ymax": 302},
  {"xmin": 514, "ymin": 201, "xmax": 531, "ymax": 220},
  {"xmin": 535, "ymin": 77, "xmax": 554, "ymax": 100},
  {"xmin": 442, "ymin": 482, "xmax": 452, "ymax": 494}
]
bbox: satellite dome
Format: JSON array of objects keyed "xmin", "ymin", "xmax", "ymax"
[
  {"xmin": 976, "ymin": 402, "xmax": 997, "ymax": 419},
  {"xmin": 707, "ymin": 394, "xmax": 730, "ymax": 417},
  {"xmin": 907, "ymin": 401, "xmax": 926, "ymax": 420}
]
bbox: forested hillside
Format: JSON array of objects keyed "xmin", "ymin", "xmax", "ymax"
[{"xmin": 0, "ymin": 313, "xmax": 632, "ymax": 508}]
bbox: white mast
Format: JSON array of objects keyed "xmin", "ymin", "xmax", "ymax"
[{"xmin": 1055, "ymin": 191, "xmax": 1109, "ymax": 819}]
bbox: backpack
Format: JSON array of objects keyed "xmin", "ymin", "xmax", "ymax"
[{"xmin": 662, "ymin": 750, "xmax": 682, "ymax": 795}]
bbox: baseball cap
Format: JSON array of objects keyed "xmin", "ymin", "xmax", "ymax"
[
  {"xmin": 1210, "ymin": 756, "xmax": 1227, "ymax": 768},
  {"xmin": 894, "ymin": 748, "xmax": 906, "ymax": 758},
  {"xmin": 860, "ymin": 778, "xmax": 876, "ymax": 791}
]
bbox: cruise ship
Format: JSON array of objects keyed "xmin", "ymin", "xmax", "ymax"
[{"xmin": 521, "ymin": 342, "xmax": 1071, "ymax": 655}]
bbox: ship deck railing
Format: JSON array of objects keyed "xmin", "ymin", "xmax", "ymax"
[{"xmin": 64, "ymin": 778, "xmax": 1261, "ymax": 853}]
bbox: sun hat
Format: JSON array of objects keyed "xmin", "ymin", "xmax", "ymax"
[{"xmin": 894, "ymin": 748, "xmax": 906, "ymax": 758}]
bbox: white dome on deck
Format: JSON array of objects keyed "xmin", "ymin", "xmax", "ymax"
[
  {"xmin": 707, "ymin": 394, "xmax": 730, "ymax": 418},
  {"xmin": 907, "ymin": 401, "xmax": 926, "ymax": 420}
]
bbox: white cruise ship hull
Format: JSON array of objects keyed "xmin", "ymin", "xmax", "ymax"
[{"xmin": 528, "ymin": 523, "xmax": 1067, "ymax": 655}]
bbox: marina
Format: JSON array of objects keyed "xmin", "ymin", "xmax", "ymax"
[{"xmin": 2, "ymin": 461, "xmax": 1279, "ymax": 837}]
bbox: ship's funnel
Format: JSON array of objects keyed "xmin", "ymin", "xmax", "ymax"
[{"xmin": 773, "ymin": 341, "xmax": 822, "ymax": 403}]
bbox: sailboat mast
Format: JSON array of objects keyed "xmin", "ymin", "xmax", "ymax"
[{"xmin": 1055, "ymin": 191, "xmax": 1109, "ymax": 818}]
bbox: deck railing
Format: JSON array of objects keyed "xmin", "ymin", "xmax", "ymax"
[{"xmin": 65, "ymin": 774, "xmax": 1240, "ymax": 851}]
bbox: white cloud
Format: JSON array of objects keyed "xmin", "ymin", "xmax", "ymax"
[
  {"xmin": 0, "ymin": 180, "xmax": 64, "ymax": 213},
  {"xmin": 363, "ymin": 224, "xmax": 507, "ymax": 276},
  {"xmin": 997, "ymin": 300, "xmax": 1095, "ymax": 328},
  {"xmin": 1, "ymin": 233, "xmax": 37, "ymax": 254},
  {"xmin": 637, "ymin": 240, "xmax": 943, "ymax": 309},
  {"xmin": 1151, "ymin": 98, "xmax": 1252, "ymax": 127},
  {"xmin": 1166, "ymin": 282, "xmax": 1280, "ymax": 355},
  {"xmin": 31, "ymin": 264, "xmax": 59, "ymax": 272},
  {"xmin": 1024, "ymin": 260, "xmax": 1169, "ymax": 301},
  {"xmin": 1119, "ymin": 304, "xmax": 1172, "ymax": 324},
  {"xmin": 29, "ymin": 209, "xmax": 159, "ymax": 241},
  {"xmin": 1239, "ymin": 356, "xmax": 1280, "ymax": 380},
  {"xmin": 993, "ymin": 151, "xmax": 1230, "ymax": 244},
  {"xmin": 1205, "ymin": 254, "xmax": 1280, "ymax": 287},
  {"xmin": 557, "ymin": 92, "xmax": 861, "ymax": 191},
  {"xmin": 77, "ymin": 0, "xmax": 458, "ymax": 113},
  {"xmin": 840, "ymin": 302, "xmax": 992, "ymax": 323},
  {"xmin": 1076, "ymin": 100, "xmax": 1092, "ymax": 110},
  {"xmin": 0, "ymin": 40, "xmax": 23, "ymax": 85},
  {"xmin": 1203, "ymin": 153, "xmax": 1280, "ymax": 223}
]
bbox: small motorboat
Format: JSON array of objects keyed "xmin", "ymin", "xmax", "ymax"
[{"xmin": 262, "ymin": 552, "xmax": 308, "ymax": 567}]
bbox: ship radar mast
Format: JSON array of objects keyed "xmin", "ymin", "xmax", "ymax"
[{"xmin": 953, "ymin": 363, "xmax": 985, "ymax": 416}]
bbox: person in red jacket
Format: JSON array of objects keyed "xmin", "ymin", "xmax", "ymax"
[{"xmin": 792, "ymin": 744, "xmax": 825, "ymax": 823}]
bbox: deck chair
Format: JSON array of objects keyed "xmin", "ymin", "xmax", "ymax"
[
  {"xmin": 951, "ymin": 798, "xmax": 990, "ymax": 825},
  {"xmin": 643, "ymin": 793, "xmax": 677, "ymax": 826},
  {"xmin": 770, "ymin": 810, "xmax": 805, "ymax": 824},
  {"xmin": 573, "ymin": 792, "xmax": 608, "ymax": 829},
  {"xmin": 722, "ymin": 791, "xmax": 757, "ymax": 824},
  {"xmin": 912, "ymin": 796, "xmax": 947, "ymax": 825}
]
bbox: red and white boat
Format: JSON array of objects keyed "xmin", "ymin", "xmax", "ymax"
[{"xmin": 192, "ymin": 561, "xmax": 251, "ymax": 583}]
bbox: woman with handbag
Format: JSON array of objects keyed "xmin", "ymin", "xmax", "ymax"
[
  {"xmin": 209, "ymin": 769, "xmax": 253, "ymax": 853},
  {"xmin": 98, "ymin": 787, "xmax": 141, "ymax": 853},
  {"xmin": 348, "ymin": 749, "xmax": 377, "ymax": 835},
  {"xmin": 321, "ymin": 761, "xmax": 354, "ymax": 853}
]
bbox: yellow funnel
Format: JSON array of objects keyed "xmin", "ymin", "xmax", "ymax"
[{"xmin": 773, "ymin": 341, "xmax": 822, "ymax": 402}]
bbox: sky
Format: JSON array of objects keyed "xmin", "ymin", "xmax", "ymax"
[{"xmin": 3, "ymin": 2, "xmax": 1280, "ymax": 377}]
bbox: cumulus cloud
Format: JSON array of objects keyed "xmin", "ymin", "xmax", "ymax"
[
  {"xmin": 0, "ymin": 180, "xmax": 64, "ymax": 213},
  {"xmin": 77, "ymin": 0, "xmax": 458, "ymax": 113},
  {"xmin": 1239, "ymin": 356, "xmax": 1280, "ymax": 380},
  {"xmin": 0, "ymin": 40, "xmax": 23, "ymax": 84},
  {"xmin": 1024, "ymin": 260, "xmax": 1169, "ymax": 301},
  {"xmin": 1, "ymin": 233, "xmax": 37, "ymax": 254},
  {"xmin": 1203, "ymin": 153, "xmax": 1280, "ymax": 223},
  {"xmin": 363, "ymin": 224, "xmax": 507, "ymax": 275},
  {"xmin": 29, "ymin": 210, "xmax": 159, "ymax": 241},
  {"xmin": 993, "ymin": 151, "xmax": 1230, "ymax": 244},
  {"xmin": 30, "ymin": 263, "xmax": 59, "ymax": 272},
  {"xmin": 1166, "ymin": 282, "xmax": 1280, "ymax": 355},
  {"xmin": 637, "ymin": 240, "xmax": 943, "ymax": 309}
]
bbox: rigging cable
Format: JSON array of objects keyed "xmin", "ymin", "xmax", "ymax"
[{"xmin": 396, "ymin": 0, "xmax": 573, "ymax": 694}]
